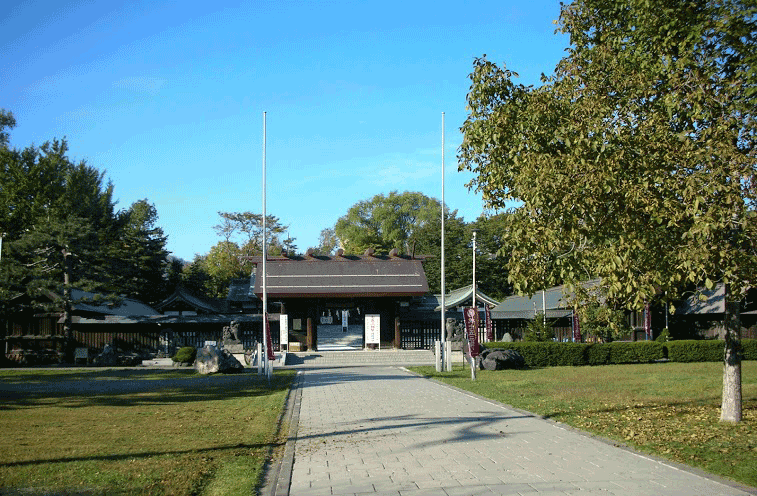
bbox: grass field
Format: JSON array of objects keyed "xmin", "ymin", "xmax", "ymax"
[
  {"xmin": 0, "ymin": 367, "xmax": 295, "ymax": 495},
  {"xmin": 410, "ymin": 361, "xmax": 757, "ymax": 488}
]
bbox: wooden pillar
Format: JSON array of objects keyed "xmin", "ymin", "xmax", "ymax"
[
  {"xmin": 306, "ymin": 317, "xmax": 313, "ymax": 352},
  {"xmin": 394, "ymin": 316, "xmax": 401, "ymax": 349}
]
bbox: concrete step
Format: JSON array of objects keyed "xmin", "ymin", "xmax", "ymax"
[
  {"xmin": 316, "ymin": 324, "xmax": 363, "ymax": 350},
  {"xmin": 283, "ymin": 350, "xmax": 466, "ymax": 367}
]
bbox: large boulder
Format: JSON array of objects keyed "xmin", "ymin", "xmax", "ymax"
[
  {"xmin": 477, "ymin": 348, "xmax": 526, "ymax": 371},
  {"xmin": 194, "ymin": 345, "xmax": 244, "ymax": 374}
]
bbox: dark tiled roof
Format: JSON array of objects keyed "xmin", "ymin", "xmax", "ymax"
[
  {"xmin": 251, "ymin": 255, "xmax": 429, "ymax": 297},
  {"xmin": 154, "ymin": 287, "xmax": 225, "ymax": 314},
  {"xmin": 227, "ymin": 277, "xmax": 256, "ymax": 302},
  {"xmin": 491, "ymin": 279, "xmax": 601, "ymax": 319},
  {"xmin": 70, "ymin": 289, "xmax": 159, "ymax": 316}
]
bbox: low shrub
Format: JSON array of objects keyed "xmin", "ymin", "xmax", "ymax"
[
  {"xmin": 482, "ymin": 339, "xmax": 755, "ymax": 368},
  {"xmin": 744, "ymin": 339, "xmax": 757, "ymax": 360},
  {"xmin": 483, "ymin": 340, "xmax": 663, "ymax": 367},
  {"xmin": 665, "ymin": 340, "xmax": 722, "ymax": 362},
  {"xmin": 172, "ymin": 346, "xmax": 197, "ymax": 364},
  {"xmin": 666, "ymin": 338, "xmax": 757, "ymax": 362}
]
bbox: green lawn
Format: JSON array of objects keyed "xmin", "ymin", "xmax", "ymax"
[
  {"xmin": 410, "ymin": 361, "xmax": 757, "ymax": 488},
  {"xmin": 0, "ymin": 368, "xmax": 295, "ymax": 495}
]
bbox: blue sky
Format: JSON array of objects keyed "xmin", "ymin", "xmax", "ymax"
[{"xmin": 2, "ymin": 0, "xmax": 569, "ymax": 261}]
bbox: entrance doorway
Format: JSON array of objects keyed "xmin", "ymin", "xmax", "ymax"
[
  {"xmin": 317, "ymin": 324, "xmax": 363, "ymax": 350},
  {"xmin": 316, "ymin": 305, "xmax": 364, "ymax": 350}
]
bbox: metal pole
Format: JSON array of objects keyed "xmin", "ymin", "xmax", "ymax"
[
  {"xmin": 471, "ymin": 230, "xmax": 478, "ymax": 380},
  {"xmin": 472, "ymin": 230, "xmax": 477, "ymax": 316},
  {"xmin": 440, "ymin": 112, "xmax": 446, "ymax": 372},
  {"xmin": 262, "ymin": 112, "xmax": 270, "ymax": 380},
  {"xmin": 542, "ymin": 290, "xmax": 547, "ymax": 325}
]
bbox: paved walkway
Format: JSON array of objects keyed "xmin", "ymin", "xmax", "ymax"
[{"xmin": 281, "ymin": 366, "xmax": 754, "ymax": 496}]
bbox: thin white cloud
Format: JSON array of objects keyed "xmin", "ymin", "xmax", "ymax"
[{"xmin": 112, "ymin": 77, "xmax": 166, "ymax": 96}]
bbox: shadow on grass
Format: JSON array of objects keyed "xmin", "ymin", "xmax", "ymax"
[
  {"xmin": 538, "ymin": 396, "xmax": 755, "ymax": 421},
  {"xmin": 0, "ymin": 370, "xmax": 294, "ymax": 410},
  {"xmin": 0, "ymin": 442, "xmax": 279, "ymax": 468}
]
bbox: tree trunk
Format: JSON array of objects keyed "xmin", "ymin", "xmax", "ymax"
[
  {"xmin": 720, "ymin": 291, "xmax": 742, "ymax": 423},
  {"xmin": 62, "ymin": 248, "xmax": 74, "ymax": 362}
]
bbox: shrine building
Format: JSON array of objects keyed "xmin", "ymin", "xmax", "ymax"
[{"xmin": 249, "ymin": 248, "xmax": 429, "ymax": 351}]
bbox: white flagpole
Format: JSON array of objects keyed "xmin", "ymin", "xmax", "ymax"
[
  {"xmin": 262, "ymin": 112, "xmax": 269, "ymax": 380},
  {"xmin": 440, "ymin": 112, "xmax": 447, "ymax": 372}
]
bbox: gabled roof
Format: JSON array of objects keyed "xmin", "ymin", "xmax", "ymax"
[
  {"xmin": 491, "ymin": 279, "xmax": 601, "ymax": 319},
  {"xmin": 430, "ymin": 285, "xmax": 499, "ymax": 311},
  {"xmin": 154, "ymin": 287, "xmax": 225, "ymax": 314},
  {"xmin": 250, "ymin": 254, "xmax": 429, "ymax": 298},
  {"xmin": 70, "ymin": 289, "xmax": 158, "ymax": 317},
  {"xmin": 227, "ymin": 277, "xmax": 257, "ymax": 302}
]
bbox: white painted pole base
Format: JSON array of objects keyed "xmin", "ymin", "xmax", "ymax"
[
  {"xmin": 444, "ymin": 341, "xmax": 452, "ymax": 372},
  {"xmin": 435, "ymin": 341, "xmax": 442, "ymax": 372},
  {"xmin": 257, "ymin": 342, "xmax": 263, "ymax": 375}
]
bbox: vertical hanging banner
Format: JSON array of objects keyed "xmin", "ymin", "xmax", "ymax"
[
  {"xmin": 265, "ymin": 313, "xmax": 275, "ymax": 360},
  {"xmin": 280, "ymin": 314, "xmax": 289, "ymax": 347},
  {"xmin": 644, "ymin": 303, "xmax": 652, "ymax": 340},
  {"xmin": 342, "ymin": 310, "xmax": 349, "ymax": 332},
  {"xmin": 463, "ymin": 307, "xmax": 480, "ymax": 358},
  {"xmin": 485, "ymin": 305, "xmax": 494, "ymax": 342},
  {"xmin": 572, "ymin": 309, "xmax": 582, "ymax": 342},
  {"xmin": 365, "ymin": 314, "xmax": 381, "ymax": 346}
]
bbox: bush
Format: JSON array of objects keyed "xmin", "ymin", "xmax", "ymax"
[
  {"xmin": 665, "ymin": 339, "xmax": 757, "ymax": 362},
  {"xmin": 482, "ymin": 339, "xmax": 755, "ymax": 368},
  {"xmin": 744, "ymin": 339, "xmax": 757, "ymax": 360},
  {"xmin": 665, "ymin": 340, "xmax": 722, "ymax": 362},
  {"xmin": 551, "ymin": 342, "xmax": 586, "ymax": 366},
  {"xmin": 483, "ymin": 340, "xmax": 664, "ymax": 367},
  {"xmin": 585, "ymin": 343, "xmax": 611, "ymax": 366},
  {"xmin": 173, "ymin": 346, "xmax": 197, "ymax": 364}
]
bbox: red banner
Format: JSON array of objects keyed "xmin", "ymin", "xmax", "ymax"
[
  {"xmin": 265, "ymin": 313, "xmax": 275, "ymax": 361},
  {"xmin": 463, "ymin": 307, "xmax": 480, "ymax": 358},
  {"xmin": 485, "ymin": 305, "xmax": 494, "ymax": 342},
  {"xmin": 572, "ymin": 310, "xmax": 581, "ymax": 342}
]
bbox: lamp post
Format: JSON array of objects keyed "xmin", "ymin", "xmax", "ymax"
[
  {"xmin": 472, "ymin": 229, "xmax": 478, "ymax": 313},
  {"xmin": 470, "ymin": 229, "xmax": 479, "ymax": 380},
  {"xmin": 439, "ymin": 112, "xmax": 446, "ymax": 372}
]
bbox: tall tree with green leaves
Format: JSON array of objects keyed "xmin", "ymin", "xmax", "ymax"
[
  {"xmin": 0, "ymin": 131, "xmax": 119, "ymax": 342},
  {"xmin": 0, "ymin": 111, "xmax": 173, "ymax": 352},
  {"xmin": 182, "ymin": 211, "xmax": 292, "ymax": 300},
  {"xmin": 459, "ymin": 0, "xmax": 757, "ymax": 421},
  {"xmin": 335, "ymin": 191, "xmax": 442, "ymax": 255},
  {"xmin": 313, "ymin": 227, "xmax": 338, "ymax": 256},
  {"xmin": 412, "ymin": 208, "xmax": 470, "ymax": 294},
  {"xmin": 108, "ymin": 199, "xmax": 169, "ymax": 304}
]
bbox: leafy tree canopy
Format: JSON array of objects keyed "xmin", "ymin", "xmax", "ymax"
[
  {"xmin": 184, "ymin": 211, "xmax": 292, "ymax": 299},
  {"xmin": 0, "ymin": 111, "xmax": 171, "ymax": 318},
  {"xmin": 459, "ymin": 0, "xmax": 757, "ymax": 310},
  {"xmin": 335, "ymin": 191, "xmax": 441, "ymax": 255}
]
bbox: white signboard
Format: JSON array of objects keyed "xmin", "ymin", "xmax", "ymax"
[
  {"xmin": 280, "ymin": 314, "xmax": 289, "ymax": 346},
  {"xmin": 365, "ymin": 314, "xmax": 381, "ymax": 345},
  {"xmin": 342, "ymin": 310, "xmax": 349, "ymax": 331}
]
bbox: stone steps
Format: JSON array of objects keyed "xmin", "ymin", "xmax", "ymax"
[{"xmin": 283, "ymin": 349, "xmax": 466, "ymax": 367}]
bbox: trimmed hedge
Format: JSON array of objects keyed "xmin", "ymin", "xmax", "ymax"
[
  {"xmin": 666, "ymin": 339, "xmax": 757, "ymax": 363},
  {"xmin": 482, "ymin": 339, "xmax": 756, "ymax": 368}
]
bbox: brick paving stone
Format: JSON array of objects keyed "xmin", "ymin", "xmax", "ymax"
[{"xmin": 286, "ymin": 366, "xmax": 755, "ymax": 496}]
